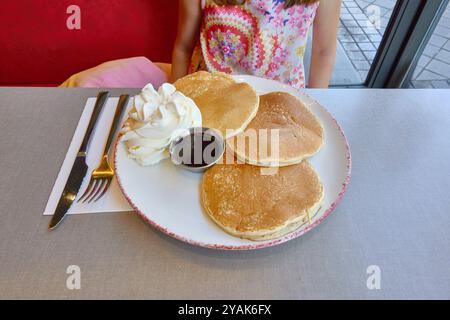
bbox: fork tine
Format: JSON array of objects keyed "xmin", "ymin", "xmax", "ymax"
[
  {"xmin": 82, "ymin": 179, "xmax": 101, "ymax": 203},
  {"xmin": 86, "ymin": 179, "xmax": 107, "ymax": 204},
  {"xmin": 78, "ymin": 178, "xmax": 96, "ymax": 203},
  {"xmin": 92, "ymin": 178, "xmax": 112, "ymax": 203}
]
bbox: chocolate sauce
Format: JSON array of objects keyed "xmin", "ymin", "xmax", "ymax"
[{"xmin": 171, "ymin": 129, "xmax": 223, "ymax": 168}]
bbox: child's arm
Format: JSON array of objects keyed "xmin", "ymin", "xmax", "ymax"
[
  {"xmin": 171, "ymin": 0, "xmax": 202, "ymax": 82},
  {"xmin": 308, "ymin": 0, "xmax": 341, "ymax": 88}
]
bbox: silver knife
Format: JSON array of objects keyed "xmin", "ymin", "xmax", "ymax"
[{"xmin": 49, "ymin": 91, "xmax": 110, "ymax": 230}]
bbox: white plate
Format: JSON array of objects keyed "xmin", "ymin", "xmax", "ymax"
[{"xmin": 115, "ymin": 76, "xmax": 351, "ymax": 250}]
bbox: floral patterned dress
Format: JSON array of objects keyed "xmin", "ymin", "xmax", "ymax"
[{"xmin": 190, "ymin": 0, "xmax": 320, "ymax": 89}]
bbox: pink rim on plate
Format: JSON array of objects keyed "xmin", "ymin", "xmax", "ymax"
[{"xmin": 114, "ymin": 76, "xmax": 352, "ymax": 250}]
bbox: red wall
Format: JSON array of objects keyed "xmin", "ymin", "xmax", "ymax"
[{"xmin": 0, "ymin": 0, "xmax": 178, "ymax": 85}]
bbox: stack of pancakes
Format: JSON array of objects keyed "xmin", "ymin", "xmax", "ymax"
[{"xmin": 175, "ymin": 72, "xmax": 324, "ymax": 241}]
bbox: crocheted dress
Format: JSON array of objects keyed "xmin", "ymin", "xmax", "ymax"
[{"xmin": 190, "ymin": 0, "xmax": 320, "ymax": 88}]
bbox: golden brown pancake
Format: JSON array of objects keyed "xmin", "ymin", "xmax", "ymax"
[
  {"xmin": 201, "ymin": 157, "xmax": 324, "ymax": 241},
  {"xmin": 228, "ymin": 92, "xmax": 324, "ymax": 167},
  {"xmin": 174, "ymin": 71, "xmax": 259, "ymax": 139}
]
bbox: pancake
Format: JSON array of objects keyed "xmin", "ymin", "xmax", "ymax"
[
  {"xmin": 228, "ymin": 92, "xmax": 324, "ymax": 167},
  {"xmin": 174, "ymin": 71, "xmax": 259, "ymax": 139},
  {"xmin": 201, "ymin": 157, "xmax": 324, "ymax": 241}
]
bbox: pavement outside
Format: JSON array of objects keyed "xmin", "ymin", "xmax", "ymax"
[{"xmin": 336, "ymin": 0, "xmax": 450, "ymax": 88}]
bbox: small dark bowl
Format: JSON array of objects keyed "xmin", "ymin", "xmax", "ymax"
[{"xmin": 169, "ymin": 127, "xmax": 225, "ymax": 173}]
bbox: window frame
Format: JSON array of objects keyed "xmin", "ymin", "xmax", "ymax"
[{"xmin": 365, "ymin": 0, "xmax": 450, "ymax": 88}]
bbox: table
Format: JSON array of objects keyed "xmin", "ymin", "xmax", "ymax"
[{"xmin": 0, "ymin": 88, "xmax": 449, "ymax": 299}]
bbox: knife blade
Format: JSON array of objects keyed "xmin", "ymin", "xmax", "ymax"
[{"xmin": 49, "ymin": 91, "xmax": 110, "ymax": 230}]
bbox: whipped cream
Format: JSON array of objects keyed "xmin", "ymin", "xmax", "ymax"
[{"xmin": 121, "ymin": 83, "xmax": 202, "ymax": 166}]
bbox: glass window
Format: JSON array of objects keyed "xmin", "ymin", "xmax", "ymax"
[
  {"xmin": 333, "ymin": 0, "xmax": 396, "ymax": 86},
  {"xmin": 409, "ymin": 2, "xmax": 450, "ymax": 88}
]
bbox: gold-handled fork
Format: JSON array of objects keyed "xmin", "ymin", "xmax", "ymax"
[{"xmin": 78, "ymin": 94, "xmax": 130, "ymax": 203}]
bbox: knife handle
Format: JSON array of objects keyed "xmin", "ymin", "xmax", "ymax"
[
  {"xmin": 79, "ymin": 91, "xmax": 110, "ymax": 154},
  {"xmin": 103, "ymin": 94, "xmax": 130, "ymax": 156}
]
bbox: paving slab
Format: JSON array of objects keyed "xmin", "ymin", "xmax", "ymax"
[{"xmin": 338, "ymin": 0, "xmax": 450, "ymax": 88}]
